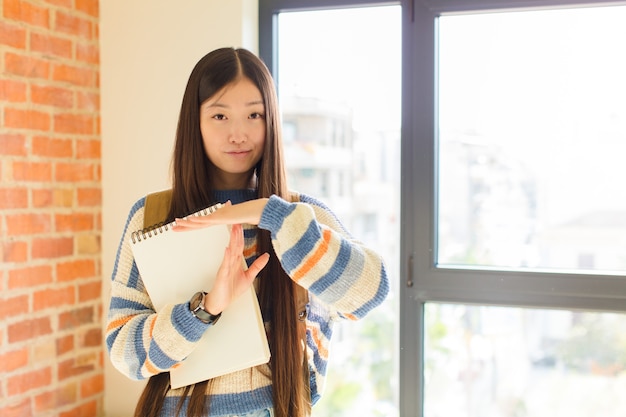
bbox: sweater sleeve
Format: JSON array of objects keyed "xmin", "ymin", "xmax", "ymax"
[
  {"xmin": 258, "ymin": 194, "xmax": 389, "ymax": 320},
  {"xmin": 105, "ymin": 197, "xmax": 211, "ymax": 380}
]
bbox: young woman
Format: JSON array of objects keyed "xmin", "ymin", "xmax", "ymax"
[{"xmin": 106, "ymin": 47, "xmax": 389, "ymax": 417}]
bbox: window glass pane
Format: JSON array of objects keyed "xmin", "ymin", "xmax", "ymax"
[
  {"xmin": 437, "ymin": 6, "xmax": 626, "ymax": 273},
  {"xmin": 277, "ymin": 6, "xmax": 401, "ymax": 416},
  {"xmin": 425, "ymin": 303, "xmax": 626, "ymax": 417}
]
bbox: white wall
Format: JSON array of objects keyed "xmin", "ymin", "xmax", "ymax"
[{"xmin": 100, "ymin": 1, "xmax": 258, "ymax": 415}]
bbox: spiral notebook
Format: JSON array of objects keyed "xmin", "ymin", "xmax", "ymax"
[{"xmin": 129, "ymin": 203, "xmax": 270, "ymax": 389}]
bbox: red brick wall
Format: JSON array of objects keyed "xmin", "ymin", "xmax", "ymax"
[{"xmin": 1, "ymin": 0, "xmax": 103, "ymax": 415}]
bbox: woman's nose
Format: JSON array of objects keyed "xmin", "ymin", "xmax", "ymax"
[{"xmin": 229, "ymin": 120, "xmax": 247, "ymax": 143}]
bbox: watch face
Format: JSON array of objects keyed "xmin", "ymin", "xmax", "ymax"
[{"xmin": 191, "ymin": 291, "xmax": 203, "ymax": 309}]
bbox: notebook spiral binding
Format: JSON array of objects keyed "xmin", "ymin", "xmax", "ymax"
[{"xmin": 131, "ymin": 202, "xmax": 223, "ymax": 244}]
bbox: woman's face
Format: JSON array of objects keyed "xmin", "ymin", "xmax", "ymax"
[{"xmin": 200, "ymin": 76, "xmax": 266, "ymax": 189}]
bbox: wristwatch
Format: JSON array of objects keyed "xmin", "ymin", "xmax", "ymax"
[{"xmin": 189, "ymin": 291, "xmax": 222, "ymax": 325}]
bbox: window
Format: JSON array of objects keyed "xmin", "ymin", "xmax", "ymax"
[
  {"xmin": 261, "ymin": 2, "xmax": 401, "ymax": 416},
  {"xmin": 260, "ymin": 1, "xmax": 626, "ymax": 416},
  {"xmin": 438, "ymin": 7, "xmax": 626, "ymax": 273}
]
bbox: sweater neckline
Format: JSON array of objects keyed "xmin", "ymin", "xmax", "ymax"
[{"xmin": 213, "ymin": 189, "xmax": 257, "ymax": 205}]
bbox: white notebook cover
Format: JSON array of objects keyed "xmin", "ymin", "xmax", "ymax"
[{"xmin": 130, "ymin": 209, "xmax": 270, "ymax": 389}]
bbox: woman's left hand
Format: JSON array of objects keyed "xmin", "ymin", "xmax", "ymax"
[{"xmin": 172, "ymin": 198, "xmax": 269, "ymax": 230}]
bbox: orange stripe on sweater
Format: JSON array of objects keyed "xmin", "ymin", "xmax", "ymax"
[
  {"xmin": 293, "ymin": 229, "xmax": 332, "ymax": 282},
  {"xmin": 344, "ymin": 313, "xmax": 358, "ymax": 321},
  {"xmin": 145, "ymin": 358, "xmax": 159, "ymax": 375},
  {"xmin": 243, "ymin": 243, "xmax": 257, "ymax": 259},
  {"xmin": 148, "ymin": 317, "xmax": 156, "ymax": 336},
  {"xmin": 310, "ymin": 326, "xmax": 328, "ymax": 359},
  {"xmin": 106, "ymin": 316, "xmax": 132, "ymax": 332}
]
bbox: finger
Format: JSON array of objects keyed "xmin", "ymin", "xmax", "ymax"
[
  {"xmin": 228, "ymin": 224, "xmax": 243, "ymax": 252},
  {"xmin": 171, "ymin": 218, "xmax": 210, "ymax": 230},
  {"xmin": 246, "ymin": 252, "xmax": 270, "ymax": 279}
]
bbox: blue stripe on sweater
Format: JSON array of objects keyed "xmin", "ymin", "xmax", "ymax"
[
  {"xmin": 105, "ymin": 328, "xmax": 120, "ymax": 352},
  {"xmin": 258, "ymin": 195, "xmax": 297, "ymax": 238},
  {"xmin": 111, "ymin": 197, "xmax": 145, "ymax": 281},
  {"xmin": 133, "ymin": 318, "xmax": 148, "ymax": 379},
  {"xmin": 148, "ymin": 338, "xmax": 178, "ymax": 370},
  {"xmin": 109, "ymin": 296, "xmax": 149, "ymax": 312},
  {"xmin": 280, "ymin": 220, "xmax": 320, "ymax": 272},
  {"xmin": 308, "ymin": 237, "xmax": 352, "ymax": 294},
  {"xmin": 161, "ymin": 385, "xmax": 273, "ymax": 417},
  {"xmin": 308, "ymin": 332, "xmax": 328, "ymax": 375},
  {"xmin": 350, "ymin": 263, "xmax": 390, "ymax": 319},
  {"xmin": 171, "ymin": 303, "xmax": 207, "ymax": 342},
  {"xmin": 316, "ymin": 243, "xmax": 366, "ymax": 309}
]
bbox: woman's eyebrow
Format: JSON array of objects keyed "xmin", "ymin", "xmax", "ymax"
[{"xmin": 203, "ymin": 100, "xmax": 264, "ymax": 109}]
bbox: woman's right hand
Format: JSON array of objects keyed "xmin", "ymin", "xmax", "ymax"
[{"xmin": 203, "ymin": 223, "xmax": 270, "ymax": 315}]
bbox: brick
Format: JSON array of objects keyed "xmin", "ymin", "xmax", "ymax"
[
  {"xmin": 2, "ymin": 240, "xmax": 28, "ymax": 263},
  {"xmin": 3, "ymin": 0, "xmax": 50, "ymax": 28},
  {"xmin": 57, "ymin": 259, "xmax": 95, "ymax": 281},
  {"xmin": 12, "ymin": 161, "xmax": 53, "ymax": 182},
  {"xmin": 0, "ymin": 187, "xmax": 28, "ymax": 208},
  {"xmin": 8, "ymin": 317, "xmax": 53, "ymax": 343},
  {"xmin": 0, "ymin": 347, "xmax": 29, "ymax": 372},
  {"xmin": 0, "ymin": 19, "xmax": 27, "ymax": 48},
  {"xmin": 33, "ymin": 339, "xmax": 56, "ymax": 362},
  {"xmin": 77, "ymin": 187, "xmax": 101, "ymax": 206},
  {"xmin": 76, "ymin": 41, "xmax": 99, "ymax": 64},
  {"xmin": 34, "ymin": 382, "xmax": 77, "ymax": 413},
  {"xmin": 75, "ymin": 0, "xmax": 98, "ymax": 18},
  {"xmin": 7, "ymin": 367, "xmax": 53, "ymax": 396},
  {"xmin": 55, "ymin": 162, "xmax": 94, "ymax": 182},
  {"xmin": 55, "ymin": 10, "xmax": 93, "ymax": 39},
  {"xmin": 52, "ymin": 63, "xmax": 95, "ymax": 87},
  {"xmin": 77, "ymin": 234, "xmax": 100, "ymax": 254},
  {"xmin": 58, "ymin": 356, "xmax": 94, "ymax": 380},
  {"xmin": 58, "ymin": 306, "xmax": 93, "ymax": 330},
  {"xmin": 55, "ymin": 212, "xmax": 94, "ymax": 232},
  {"xmin": 30, "ymin": 32, "xmax": 73, "ymax": 59},
  {"xmin": 56, "ymin": 334, "xmax": 74, "ymax": 355},
  {"xmin": 32, "ymin": 188, "xmax": 52, "ymax": 207},
  {"xmin": 32, "ymin": 236, "xmax": 73, "ymax": 258},
  {"xmin": 4, "ymin": 107, "xmax": 51, "ymax": 131},
  {"xmin": 76, "ymin": 139, "xmax": 100, "ymax": 159},
  {"xmin": 76, "ymin": 91, "xmax": 99, "ymax": 111},
  {"xmin": 80, "ymin": 373, "xmax": 103, "ymax": 398},
  {"xmin": 0, "ymin": 133, "xmax": 27, "ymax": 156},
  {"xmin": 5, "ymin": 52, "xmax": 50, "ymax": 79},
  {"xmin": 31, "ymin": 85, "xmax": 74, "ymax": 109},
  {"xmin": 54, "ymin": 188, "xmax": 75, "ymax": 207},
  {"xmin": 59, "ymin": 400, "xmax": 98, "ymax": 417},
  {"xmin": 6, "ymin": 213, "xmax": 52, "ymax": 235},
  {"xmin": 54, "ymin": 113, "xmax": 94, "ymax": 134},
  {"xmin": 0, "ymin": 294, "xmax": 29, "ymax": 320},
  {"xmin": 79, "ymin": 280, "xmax": 101, "ymax": 302},
  {"xmin": 0, "ymin": 79, "xmax": 27, "ymax": 102},
  {"xmin": 79, "ymin": 326, "xmax": 102, "ymax": 348},
  {"xmin": 33, "ymin": 286, "xmax": 76, "ymax": 310},
  {"xmin": 8, "ymin": 264, "xmax": 53, "ymax": 288},
  {"xmin": 0, "ymin": 398, "xmax": 32, "ymax": 417},
  {"xmin": 32, "ymin": 136, "xmax": 73, "ymax": 158}
]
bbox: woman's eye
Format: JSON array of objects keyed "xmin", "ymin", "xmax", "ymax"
[
  {"xmin": 213, "ymin": 114, "xmax": 226, "ymax": 120},
  {"xmin": 250, "ymin": 112, "xmax": 265, "ymax": 119}
]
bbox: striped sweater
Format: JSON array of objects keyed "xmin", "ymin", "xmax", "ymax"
[{"xmin": 106, "ymin": 189, "xmax": 389, "ymax": 416}]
